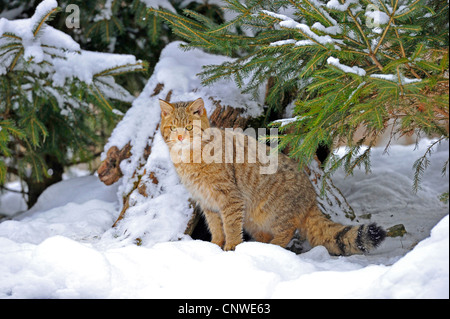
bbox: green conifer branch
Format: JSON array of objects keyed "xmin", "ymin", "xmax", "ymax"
[{"xmin": 32, "ymin": 7, "xmax": 60, "ymax": 37}]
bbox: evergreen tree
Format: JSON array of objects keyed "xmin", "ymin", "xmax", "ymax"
[
  {"xmin": 56, "ymin": 0, "xmax": 226, "ymax": 93},
  {"xmin": 0, "ymin": 0, "xmax": 146, "ymax": 207},
  {"xmin": 153, "ymin": 0, "xmax": 449, "ymax": 193}
]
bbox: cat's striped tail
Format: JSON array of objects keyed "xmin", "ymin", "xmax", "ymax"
[{"xmin": 300, "ymin": 206, "xmax": 386, "ymax": 256}]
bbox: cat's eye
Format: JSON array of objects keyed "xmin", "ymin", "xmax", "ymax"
[
  {"xmin": 185, "ymin": 125, "xmax": 193, "ymax": 131},
  {"xmin": 170, "ymin": 126, "xmax": 177, "ymax": 132}
]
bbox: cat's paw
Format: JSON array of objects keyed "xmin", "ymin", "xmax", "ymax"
[
  {"xmin": 211, "ymin": 238, "xmax": 225, "ymax": 249},
  {"xmin": 223, "ymin": 241, "xmax": 242, "ymax": 251}
]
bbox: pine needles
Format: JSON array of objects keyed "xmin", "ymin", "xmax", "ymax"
[{"xmin": 0, "ymin": 0, "xmax": 147, "ymax": 206}]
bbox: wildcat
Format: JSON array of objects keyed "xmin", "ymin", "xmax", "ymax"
[{"xmin": 159, "ymin": 98, "xmax": 386, "ymax": 255}]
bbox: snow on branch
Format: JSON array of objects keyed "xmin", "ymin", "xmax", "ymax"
[
  {"xmin": 271, "ymin": 116, "xmax": 303, "ymax": 127},
  {"xmin": 270, "ymin": 39, "xmax": 315, "ymax": 47},
  {"xmin": 326, "ymin": 0, "xmax": 359, "ymax": 12},
  {"xmin": 261, "ymin": 10, "xmax": 339, "ymax": 46},
  {"xmin": 0, "ymin": 0, "xmax": 145, "ymax": 102},
  {"xmin": 370, "ymin": 73, "xmax": 422, "ymax": 85},
  {"xmin": 140, "ymin": 0, "xmax": 176, "ymax": 13},
  {"xmin": 327, "ymin": 56, "xmax": 366, "ymax": 76}
]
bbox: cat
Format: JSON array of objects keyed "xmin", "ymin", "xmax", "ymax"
[{"xmin": 159, "ymin": 98, "xmax": 386, "ymax": 255}]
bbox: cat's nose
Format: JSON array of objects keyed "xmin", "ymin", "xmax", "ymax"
[{"xmin": 178, "ymin": 135, "xmax": 184, "ymax": 141}]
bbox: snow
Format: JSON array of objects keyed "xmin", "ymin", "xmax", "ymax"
[
  {"xmin": 309, "ymin": 0, "xmax": 339, "ymax": 25},
  {"xmin": 327, "ymin": 56, "xmax": 366, "ymax": 76},
  {"xmin": 154, "ymin": 42, "xmax": 264, "ymax": 117},
  {"xmin": 29, "ymin": 0, "xmax": 57, "ymax": 28},
  {"xmin": 370, "ymin": 73, "xmax": 422, "ymax": 85},
  {"xmin": 0, "ymin": 139, "xmax": 448, "ymax": 299},
  {"xmin": 262, "ymin": 10, "xmax": 344, "ymax": 47},
  {"xmin": 0, "ymin": 0, "xmax": 142, "ymax": 103},
  {"xmin": 271, "ymin": 116, "xmax": 302, "ymax": 126},
  {"xmin": 140, "ymin": 0, "xmax": 176, "ymax": 13},
  {"xmin": 365, "ymin": 10, "xmax": 390, "ymax": 26},
  {"xmin": 270, "ymin": 39, "xmax": 315, "ymax": 47},
  {"xmin": 262, "ymin": 10, "xmax": 336, "ymax": 44},
  {"xmin": 51, "ymin": 50, "xmax": 140, "ymax": 89},
  {"xmin": 0, "ymin": 181, "xmax": 27, "ymax": 216},
  {"xmin": 0, "ymin": 0, "xmax": 80, "ymax": 67},
  {"xmin": 0, "ymin": 4, "xmax": 26, "ymax": 20},
  {"xmin": 312, "ymin": 22, "xmax": 342, "ymax": 35},
  {"xmin": 270, "ymin": 39, "xmax": 298, "ymax": 47},
  {"xmin": 326, "ymin": 0, "xmax": 359, "ymax": 12}
]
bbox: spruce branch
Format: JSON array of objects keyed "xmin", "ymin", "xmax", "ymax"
[
  {"xmin": 373, "ymin": 0, "xmax": 399, "ymax": 55},
  {"xmin": 412, "ymin": 137, "xmax": 444, "ymax": 193},
  {"xmin": 0, "ymin": 0, "xmax": 147, "ymax": 199},
  {"xmin": 32, "ymin": 7, "xmax": 60, "ymax": 37}
]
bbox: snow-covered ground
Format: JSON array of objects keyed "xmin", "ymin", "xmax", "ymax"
[
  {"xmin": 1, "ymin": 0, "xmax": 447, "ymax": 300},
  {"xmin": 0, "ymin": 139, "xmax": 448, "ymax": 299}
]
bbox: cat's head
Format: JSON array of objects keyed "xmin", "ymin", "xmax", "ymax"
[{"xmin": 159, "ymin": 98, "xmax": 210, "ymax": 148}]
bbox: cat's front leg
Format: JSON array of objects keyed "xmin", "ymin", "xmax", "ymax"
[
  {"xmin": 220, "ymin": 199, "xmax": 245, "ymax": 251},
  {"xmin": 202, "ymin": 208, "xmax": 225, "ymax": 248}
]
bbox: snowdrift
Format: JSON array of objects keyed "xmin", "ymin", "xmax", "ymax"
[{"xmin": 0, "ymin": 139, "xmax": 448, "ymax": 298}]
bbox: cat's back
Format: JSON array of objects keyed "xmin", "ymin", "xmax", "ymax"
[
  {"xmin": 174, "ymin": 127, "xmax": 316, "ymax": 211},
  {"xmin": 224, "ymin": 129, "xmax": 316, "ymax": 209}
]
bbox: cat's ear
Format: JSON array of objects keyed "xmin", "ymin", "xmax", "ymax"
[
  {"xmin": 188, "ymin": 98, "xmax": 205, "ymax": 116},
  {"xmin": 160, "ymin": 99, "xmax": 174, "ymax": 117}
]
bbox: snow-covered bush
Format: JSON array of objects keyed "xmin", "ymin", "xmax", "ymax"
[{"xmin": 0, "ymin": 0, "xmax": 146, "ymax": 206}]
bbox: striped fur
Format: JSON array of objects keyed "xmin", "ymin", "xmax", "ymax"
[{"xmin": 160, "ymin": 98, "xmax": 386, "ymax": 255}]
